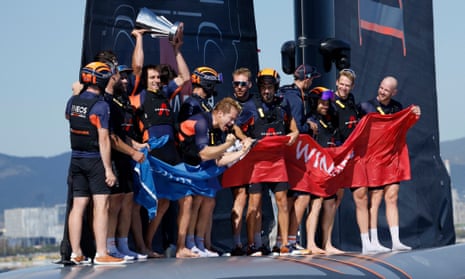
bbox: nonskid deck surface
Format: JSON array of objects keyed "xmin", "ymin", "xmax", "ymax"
[{"xmin": 1, "ymin": 243, "xmax": 464, "ymax": 279}]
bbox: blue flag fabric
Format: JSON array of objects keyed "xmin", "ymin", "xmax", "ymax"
[{"xmin": 133, "ymin": 136, "xmax": 226, "ymax": 220}]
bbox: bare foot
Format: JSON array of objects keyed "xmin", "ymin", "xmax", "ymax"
[
  {"xmin": 176, "ymin": 247, "xmax": 200, "ymax": 258},
  {"xmin": 141, "ymin": 248, "xmax": 163, "ymax": 258},
  {"xmin": 147, "ymin": 251, "xmax": 164, "ymax": 258},
  {"xmin": 325, "ymin": 246, "xmax": 345, "ymax": 254},
  {"xmin": 308, "ymin": 245, "xmax": 326, "ymax": 254}
]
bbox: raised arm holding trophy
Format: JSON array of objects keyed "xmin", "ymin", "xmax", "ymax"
[
  {"xmin": 135, "ymin": 7, "xmax": 184, "ymax": 45},
  {"xmin": 131, "ymin": 7, "xmax": 197, "ymax": 258}
]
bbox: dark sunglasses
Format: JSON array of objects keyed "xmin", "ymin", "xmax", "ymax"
[{"xmin": 232, "ymin": 81, "xmax": 248, "ymax": 87}]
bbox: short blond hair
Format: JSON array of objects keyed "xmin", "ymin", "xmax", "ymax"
[
  {"xmin": 337, "ymin": 68, "xmax": 356, "ymax": 84},
  {"xmin": 214, "ymin": 97, "xmax": 242, "ymax": 114},
  {"xmin": 232, "ymin": 67, "xmax": 252, "ymax": 80}
]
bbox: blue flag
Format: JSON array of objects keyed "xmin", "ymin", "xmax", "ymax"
[{"xmin": 133, "ymin": 136, "xmax": 226, "ymax": 220}]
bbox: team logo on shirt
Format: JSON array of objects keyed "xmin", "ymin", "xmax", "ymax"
[
  {"xmin": 71, "ymin": 105, "xmax": 88, "ymax": 118},
  {"xmin": 154, "ymin": 103, "xmax": 171, "ymax": 116}
]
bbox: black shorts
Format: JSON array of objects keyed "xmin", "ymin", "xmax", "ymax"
[
  {"xmin": 367, "ymin": 182, "xmax": 400, "ymax": 191},
  {"xmin": 350, "ymin": 186, "xmax": 368, "ymax": 193},
  {"xmin": 230, "ymin": 184, "xmax": 248, "ymax": 193},
  {"xmin": 287, "ymin": 190, "xmax": 335, "ymax": 200},
  {"xmin": 287, "ymin": 189, "xmax": 311, "ymax": 198},
  {"xmin": 249, "ymin": 181, "xmax": 289, "ymax": 194},
  {"xmin": 323, "ymin": 194, "xmax": 337, "ymax": 200},
  {"xmin": 368, "ymin": 185, "xmax": 386, "ymax": 191},
  {"xmin": 69, "ymin": 157, "xmax": 111, "ymax": 197},
  {"xmin": 351, "ymin": 182, "xmax": 400, "ymax": 193},
  {"xmin": 149, "ymin": 138, "xmax": 181, "ymax": 165},
  {"xmin": 111, "ymin": 156, "xmax": 134, "ymax": 194}
]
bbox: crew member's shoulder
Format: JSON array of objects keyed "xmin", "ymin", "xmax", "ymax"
[
  {"xmin": 390, "ymin": 98, "xmax": 403, "ymax": 107},
  {"xmin": 278, "ymin": 84, "xmax": 299, "ymax": 94}
]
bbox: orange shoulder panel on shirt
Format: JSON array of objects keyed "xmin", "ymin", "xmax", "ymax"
[
  {"xmin": 142, "ymin": 129, "xmax": 149, "ymax": 143},
  {"xmin": 180, "ymin": 120, "xmax": 197, "ymax": 136},
  {"xmin": 89, "ymin": 114, "xmax": 102, "ymax": 129},
  {"xmin": 179, "ymin": 119, "xmax": 198, "ymax": 141},
  {"xmin": 129, "ymin": 94, "xmax": 141, "ymax": 109}
]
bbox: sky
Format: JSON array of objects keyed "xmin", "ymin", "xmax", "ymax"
[{"xmin": 0, "ymin": 0, "xmax": 463, "ymax": 157}]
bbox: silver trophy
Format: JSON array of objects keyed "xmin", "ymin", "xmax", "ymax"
[{"xmin": 135, "ymin": 7, "xmax": 183, "ymax": 43}]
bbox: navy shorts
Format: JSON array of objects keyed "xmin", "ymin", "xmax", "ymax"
[
  {"xmin": 70, "ymin": 157, "xmax": 111, "ymax": 197},
  {"xmin": 249, "ymin": 181, "xmax": 289, "ymax": 194}
]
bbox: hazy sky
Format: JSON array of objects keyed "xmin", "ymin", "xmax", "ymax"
[{"xmin": 0, "ymin": 1, "xmax": 462, "ymax": 157}]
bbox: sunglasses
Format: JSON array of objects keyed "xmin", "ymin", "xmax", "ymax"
[
  {"xmin": 232, "ymin": 81, "xmax": 248, "ymax": 87},
  {"xmin": 340, "ymin": 68, "xmax": 356, "ymax": 79}
]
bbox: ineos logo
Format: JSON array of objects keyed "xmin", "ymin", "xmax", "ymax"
[{"xmin": 71, "ymin": 105, "xmax": 88, "ymax": 114}]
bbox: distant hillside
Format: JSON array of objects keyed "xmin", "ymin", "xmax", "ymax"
[
  {"xmin": 0, "ymin": 137, "xmax": 463, "ymax": 215},
  {"xmin": 0, "ymin": 153, "xmax": 70, "ymax": 214},
  {"xmin": 440, "ymin": 137, "xmax": 465, "ymax": 166},
  {"xmin": 440, "ymin": 138, "xmax": 465, "ymax": 196}
]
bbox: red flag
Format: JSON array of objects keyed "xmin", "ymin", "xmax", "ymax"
[
  {"xmin": 222, "ymin": 106, "xmax": 419, "ymax": 197},
  {"xmin": 222, "ymin": 136, "xmax": 290, "ymax": 187},
  {"xmin": 285, "ymin": 135, "xmax": 353, "ymax": 197},
  {"xmin": 337, "ymin": 105, "xmax": 418, "ymax": 187}
]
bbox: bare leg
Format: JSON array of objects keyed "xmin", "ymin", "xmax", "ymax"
[
  {"xmin": 202, "ymin": 197, "xmax": 216, "ymax": 249},
  {"xmin": 353, "ymin": 187, "xmax": 376, "ymax": 253},
  {"xmin": 369, "ymin": 188, "xmax": 383, "ymax": 231},
  {"xmin": 246, "ymin": 193, "xmax": 261, "ymax": 247},
  {"xmin": 353, "ymin": 187, "xmax": 369, "ymax": 235},
  {"xmin": 274, "ymin": 191, "xmax": 289, "ymax": 247},
  {"xmin": 231, "ymin": 187, "xmax": 247, "ymax": 248},
  {"xmin": 288, "ymin": 195, "xmax": 310, "ymax": 238},
  {"xmin": 305, "ymin": 197, "xmax": 325, "ymax": 254},
  {"xmin": 92, "ymin": 194, "xmax": 110, "ymax": 256},
  {"xmin": 195, "ymin": 197, "xmax": 215, "ymax": 245},
  {"xmin": 188, "ymin": 195, "xmax": 203, "ymax": 240},
  {"xmin": 369, "ymin": 188, "xmax": 390, "ymax": 252},
  {"xmin": 384, "ymin": 183, "xmax": 411, "ymax": 250},
  {"xmin": 144, "ymin": 198, "xmax": 169, "ymax": 257},
  {"xmin": 108, "ymin": 193, "xmax": 123, "ymax": 239},
  {"xmin": 176, "ymin": 196, "xmax": 198, "ymax": 258},
  {"xmin": 130, "ymin": 204, "xmax": 149, "ymax": 254},
  {"xmin": 321, "ymin": 198, "xmax": 343, "ymax": 254},
  {"xmin": 117, "ymin": 193, "xmax": 134, "ymax": 239},
  {"xmin": 384, "ymin": 183, "xmax": 399, "ymax": 230},
  {"xmin": 69, "ymin": 197, "xmax": 90, "ymax": 256}
]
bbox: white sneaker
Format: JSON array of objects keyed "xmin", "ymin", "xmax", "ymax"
[
  {"xmin": 362, "ymin": 243, "xmax": 388, "ymax": 254},
  {"xmin": 191, "ymin": 246, "xmax": 208, "ymax": 257},
  {"xmin": 204, "ymin": 248, "xmax": 219, "ymax": 257},
  {"xmin": 117, "ymin": 248, "xmax": 147, "ymax": 260},
  {"xmin": 108, "ymin": 250, "xmax": 135, "ymax": 261},
  {"xmin": 392, "ymin": 242, "xmax": 412, "ymax": 251},
  {"xmin": 289, "ymin": 244, "xmax": 311, "ymax": 256},
  {"xmin": 70, "ymin": 253, "xmax": 91, "ymax": 265},
  {"xmin": 134, "ymin": 253, "xmax": 148, "ymax": 260},
  {"xmin": 373, "ymin": 243, "xmax": 391, "ymax": 253}
]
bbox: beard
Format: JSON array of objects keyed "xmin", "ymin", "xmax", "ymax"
[{"xmin": 113, "ymin": 80, "xmax": 127, "ymax": 97}]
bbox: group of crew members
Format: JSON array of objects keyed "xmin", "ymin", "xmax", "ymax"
[{"xmin": 64, "ymin": 27, "xmax": 420, "ymax": 265}]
